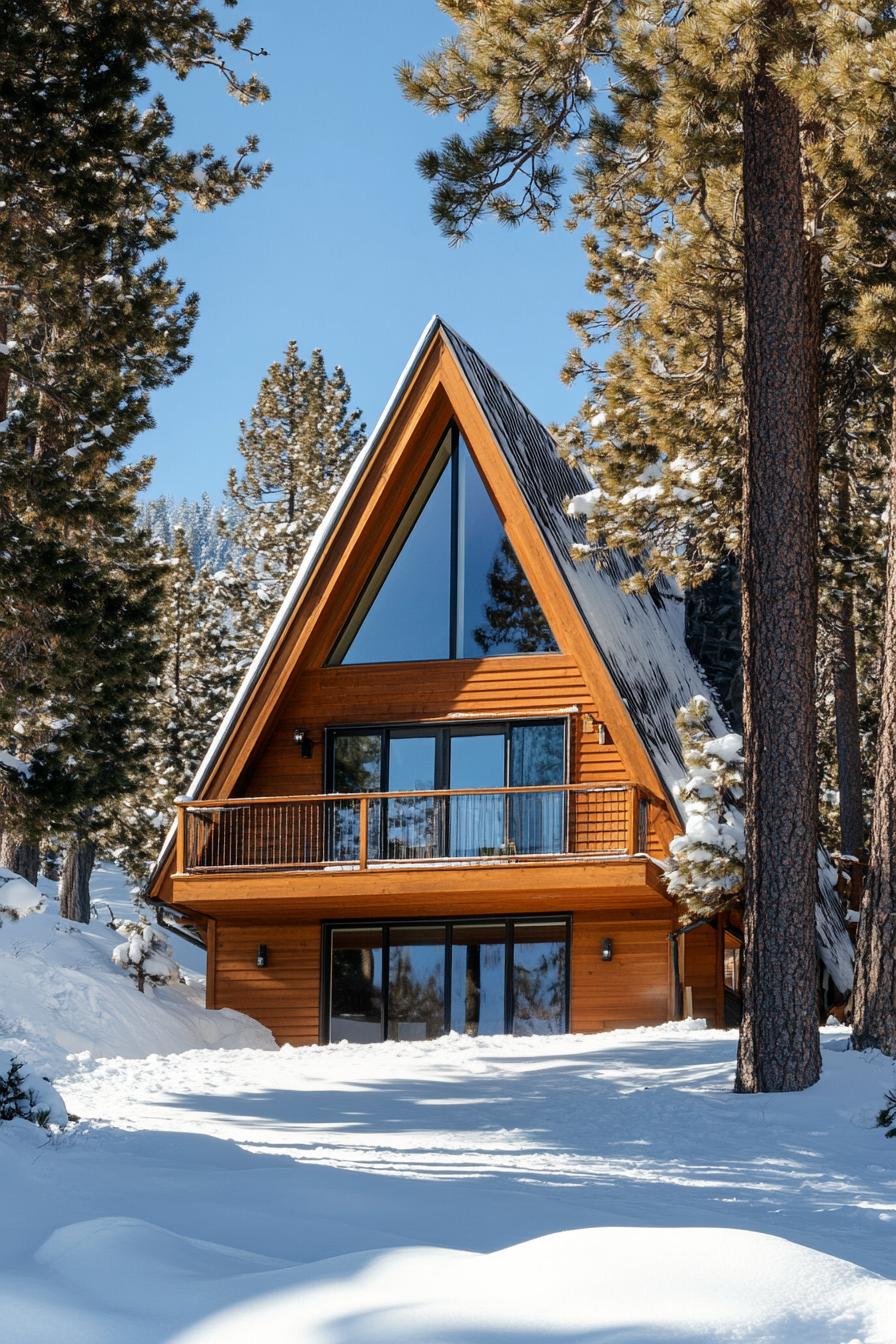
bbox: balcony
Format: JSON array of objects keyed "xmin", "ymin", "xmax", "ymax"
[{"xmin": 175, "ymin": 783, "xmax": 651, "ymax": 876}]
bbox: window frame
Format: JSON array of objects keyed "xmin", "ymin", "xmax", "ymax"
[
  {"xmin": 327, "ymin": 421, "xmax": 559, "ymax": 666},
  {"xmin": 326, "ymin": 717, "xmax": 569, "ymax": 796},
  {"xmin": 321, "ymin": 913, "xmax": 572, "ymax": 1045}
]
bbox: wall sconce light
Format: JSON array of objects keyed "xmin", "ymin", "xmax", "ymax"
[
  {"xmin": 582, "ymin": 712, "xmax": 594, "ymax": 734},
  {"xmin": 292, "ymin": 727, "xmax": 314, "ymax": 759},
  {"xmin": 597, "ymin": 721, "xmax": 608, "ymax": 745},
  {"xmin": 256, "ymin": 943, "xmax": 268, "ymax": 968},
  {"xmin": 602, "ymin": 937, "xmax": 614, "ymax": 962}
]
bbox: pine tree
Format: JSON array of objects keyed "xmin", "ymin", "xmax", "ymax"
[
  {"xmin": 111, "ymin": 530, "xmax": 239, "ymax": 880},
  {"xmin": 220, "ymin": 341, "xmax": 365, "ymax": 663},
  {"xmin": 0, "ymin": 1, "xmax": 269, "ymax": 880},
  {"xmin": 665, "ymin": 697, "xmax": 744, "ymax": 921},
  {"xmin": 401, "ymin": 0, "xmax": 896, "ymax": 1091}
]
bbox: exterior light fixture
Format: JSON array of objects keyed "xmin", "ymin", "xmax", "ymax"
[
  {"xmin": 256, "ymin": 944, "xmax": 268, "ymax": 968},
  {"xmin": 582, "ymin": 712, "xmax": 594, "ymax": 734},
  {"xmin": 597, "ymin": 722, "xmax": 608, "ymax": 745},
  {"xmin": 292, "ymin": 727, "xmax": 314, "ymax": 758},
  {"xmin": 602, "ymin": 937, "xmax": 613, "ymax": 962}
]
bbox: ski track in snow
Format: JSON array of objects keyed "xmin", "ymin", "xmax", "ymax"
[{"xmin": 2, "ymin": 1023, "xmax": 896, "ymax": 1342}]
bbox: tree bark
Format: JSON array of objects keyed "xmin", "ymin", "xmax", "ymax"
[
  {"xmin": 735, "ymin": 12, "xmax": 822, "ymax": 1093},
  {"xmin": 0, "ymin": 831, "xmax": 40, "ymax": 885},
  {"xmin": 832, "ymin": 474, "xmax": 866, "ymax": 874},
  {"xmin": 851, "ymin": 382, "xmax": 896, "ymax": 1055},
  {"xmin": 58, "ymin": 838, "xmax": 96, "ymax": 924}
]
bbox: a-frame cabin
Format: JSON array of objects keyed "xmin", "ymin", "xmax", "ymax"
[{"xmin": 148, "ymin": 318, "xmax": 852, "ymax": 1045}]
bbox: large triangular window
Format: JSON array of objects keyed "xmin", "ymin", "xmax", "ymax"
[{"xmin": 330, "ymin": 427, "xmax": 558, "ymax": 665}]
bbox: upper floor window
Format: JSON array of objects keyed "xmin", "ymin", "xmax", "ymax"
[{"xmin": 328, "ymin": 426, "xmax": 558, "ymax": 665}]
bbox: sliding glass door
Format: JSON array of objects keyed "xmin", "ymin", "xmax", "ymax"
[
  {"xmin": 327, "ymin": 719, "xmax": 567, "ymax": 863},
  {"xmin": 326, "ymin": 917, "xmax": 569, "ymax": 1043}
]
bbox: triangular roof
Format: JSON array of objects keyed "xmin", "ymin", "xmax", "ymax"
[{"xmin": 149, "ymin": 317, "xmax": 852, "ymax": 991}]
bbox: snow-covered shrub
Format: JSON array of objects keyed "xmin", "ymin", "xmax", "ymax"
[
  {"xmin": 0, "ymin": 867, "xmax": 44, "ymax": 921},
  {"xmin": 665, "ymin": 696, "xmax": 744, "ymax": 920},
  {"xmin": 877, "ymin": 1091, "xmax": 896, "ymax": 1139},
  {"xmin": 111, "ymin": 918, "xmax": 181, "ymax": 993},
  {"xmin": 0, "ymin": 1050, "xmax": 67, "ymax": 1128}
]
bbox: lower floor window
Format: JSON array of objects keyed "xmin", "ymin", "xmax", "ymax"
[{"xmin": 327, "ymin": 917, "xmax": 568, "ymax": 1043}]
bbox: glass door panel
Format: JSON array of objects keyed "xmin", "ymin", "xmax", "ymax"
[
  {"xmin": 509, "ymin": 722, "xmax": 565, "ymax": 855},
  {"xmin": 450, "ymin": 924, "xmax": 506, "ymax": 1036},
  {"xmin": 330, "ymin": 732, "xmax": 382, "ymax": 862},
  {"xmin": 448, "ymin": 731, "xmax": 505, "ymax": 857},
  {"xmin": 387, "ymin": 926, "xmax": 446, "ymax": 1040},
  {"xmin": 512, "ymin": 921, "xmax": 567, "ymax": 1035},
  {"xmin": 330, "ymin": 928, "xmax": 384, "ymax": 1043},
  {"xmin": 387, "ymin": 734, "xmax": 438, "ymax": 859}
]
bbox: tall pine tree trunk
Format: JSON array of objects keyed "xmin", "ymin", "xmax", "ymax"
[
  {"xmin": 735, "ymin": 9, "xmax": 821, "ymax": 1094},
  {"xmin": 832, "ymin": 474, "xmax": 865, "ymax": 881},
  {"xmin": 851, "ymin": 381, "xmax": 896, "ymax": 1055},
  {"xmin": 58, "ymin": 838, "xmax": 96, "ymax": 924},
  {"xmin": 0, "ymin": 831, "xmax": 40, "ymax": 885}
]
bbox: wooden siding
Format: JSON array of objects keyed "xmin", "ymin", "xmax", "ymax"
[
  {"xmin": 679, "ymin": 922, "xmax": 722, "ymax": 1027},
  {"xmin": 241, "ymin": 654, "xmax": 638, "ymax": 814},
  {"xmin": 213, "ymin": 920, "xmax": 320, "ymax": 1045},
  {"xmin": 210, "ymin": 901, "xmax": 673, "ymax": 1046},
  {"xmin": 571, "ymin": 906, "xmax": 673, "ymax": 1032}
]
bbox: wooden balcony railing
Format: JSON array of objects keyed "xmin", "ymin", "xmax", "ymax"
[{"xmin": 175, "ymin": 783, "xmax": 651, "ymax": 876}]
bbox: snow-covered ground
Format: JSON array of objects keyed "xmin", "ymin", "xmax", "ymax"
[
  {"xmin": 0, "ymin": 863, "xmax": 272, "ymax": 1077},
  {"xmin": 2, "ymin": 870, "xmax": 895, "ymax": 1341},
  {"xmin": 1, "ymin": 1021, "xmax": 895, "ymax": 1342}
]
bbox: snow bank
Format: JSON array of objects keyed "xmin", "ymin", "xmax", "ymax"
[
  {"xmin": 0, "ymin": 1048, "xmax": 67, "ymax": 1127},
  {"xmin": 171, "ymin": 1226, "xmax": 896, "ymax": 1344},
  {"xmin": 0, "ymin": 866, "xmax": 44, "ymax": 918},
  {"xmin": 0, "ymin": 867, "xmax": 274, "ymax": 1078}
]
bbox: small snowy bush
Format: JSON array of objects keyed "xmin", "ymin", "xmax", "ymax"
[
  {"xmin": 0, "ymin": 1050, "xmax": 67, "ymax": 1128},
  {"xmin": 0, "ymin": 867, "xmax": 44, "ymax": 921},
  {"xmin": 665, "ymin": 696, "xmax": 744, "ymax": 920},
  {"xmin": 877, "ymin": 1091, "xmax": 896, "ymax": 1139},
  {"xmin": 111, "ymin": 918, "xmax": 181, "ymax": 993}
]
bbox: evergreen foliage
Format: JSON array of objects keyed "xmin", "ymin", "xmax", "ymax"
[
  {"xmin": 0, "ymin": 0, "xmax": 269, "ymax": 879},
  {"xmin": 111, "ymin": 529, "xmax": 239, "ymax": 879},
  {"xmin": 220, "ymin": 341, "xmax": 365, "ymax": 660},
  {"xmin": 665, "ymin": 697, "xmax": 744, "ymax": 921},
  {"xmin": 111, "ymin": 917, "xmax": 180, "ymax": 994},
  {"xmin": 0, "ymin": 1054, "xmax": 51, "ymax": 1128},
  {"xmin": 141, "ymin": 493, "xmax": 239, "ymax": 573}
]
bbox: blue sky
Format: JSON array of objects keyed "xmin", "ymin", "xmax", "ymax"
[{"xmin": 138, "ymin": 2, "xmax": 589, "ymax": 500}]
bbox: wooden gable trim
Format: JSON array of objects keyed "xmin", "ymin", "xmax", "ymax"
[{"xmin": 150, "ymin": 328, "xmax": 678, "ymax": 899}]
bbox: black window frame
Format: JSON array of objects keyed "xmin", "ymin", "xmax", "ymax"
[
  {"xmin": 327, "ymin": 421, "xmax": 559, "ymax": 666},
  {"xmin": 326, "ymin": 718, "xmax": 569, "ymax": 862},
  {"xmin": 321, "ymin": 913, "xmax": 572, "ymax": 1045},
  {"xmin": 326, "ymin": 717, "xmax": 569, "ymax": 796}
]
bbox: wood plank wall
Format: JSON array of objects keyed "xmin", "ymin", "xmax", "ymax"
[
  {"xmin": 571, "ymin": 905, "xmax": 673, "ymax": 1032},
  {"xmin": 243, "ymin": 653, "xmax": 631, "ymax": 799},
  {"xmin": 210, "ymin": 903, "xmax": 676, "ymax": 1046},
  {"xmin": 679, "ymin": 923, "xmax": 720, "ymax": 1026},
  {"xmin": 212, "ymin": 921, "xmax": 320, "ymax": 1045}
]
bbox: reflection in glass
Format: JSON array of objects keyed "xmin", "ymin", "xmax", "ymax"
[
  {"xmin": 458, "ymin": 440, "xmax": 557, "ymax": 657},
  {"xmin": 449, "ymin": 732, "xmax": 505, "ymax": 856},
  {"xmin": 451, "ymin": 924, "xmax": 506, "ymax": 1035},
  {"xmin": 339, "ymin": 440, "xmax": 453, "ymax": 665},
  {"xmin": 387, "ymin": 734, "xmax": 438, "ymax": 858},
  {"xmin": 509, "ymin": 722, "xmax": 565, "ymax": 855},
  {"xmin": 512, "ymin": 922, "xmax": 567, "ymax": 1035},
  {"xmin": 330, "ymin": 928, "xmax": 384, "ymax": 1043},
  {"xmin": 388, "ymin": 926, "xmax": 446, "ymax": 1040},
  {"xmin": 330, "ymin": 732, "xmax": 382, "ymax": 862}
]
